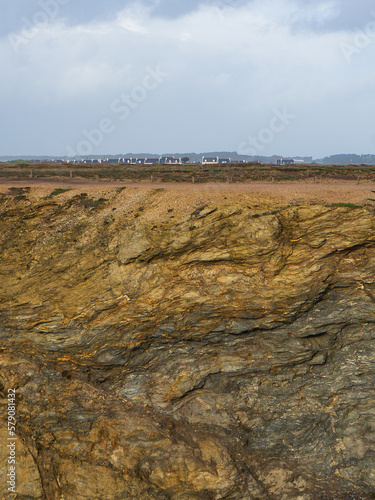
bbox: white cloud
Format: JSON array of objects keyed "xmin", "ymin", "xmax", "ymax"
[{"xmin": 116, "ymin": 2, "xmax": 155, "ymax": 33}]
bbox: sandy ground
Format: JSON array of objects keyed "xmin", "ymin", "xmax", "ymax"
[{"xmin": 1, "ymin": 178, "xmax": 375, "ymax": 205}]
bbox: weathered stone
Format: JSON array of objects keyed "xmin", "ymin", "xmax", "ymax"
[{"xmin": 0, "ymin": 189, "xmax": 375, "ymax": 498}]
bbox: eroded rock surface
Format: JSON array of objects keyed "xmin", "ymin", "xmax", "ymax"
[{"xmin": 0, "ymin": 187, "xmax": 375, "ymax": 499}]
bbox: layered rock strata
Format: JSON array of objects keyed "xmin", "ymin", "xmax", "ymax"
[{"xmin": 0, "ymin": 187, "xmax": 374, "ymax": 499}]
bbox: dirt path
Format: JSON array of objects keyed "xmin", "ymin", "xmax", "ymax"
[{"xmin": 1, "ymin": 178, "xmax": 375, "ymax": 205}]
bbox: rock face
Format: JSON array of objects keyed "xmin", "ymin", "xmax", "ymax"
[{"xmin": 0, "ymin": 187, "xmax": 375, "ymax": 499}]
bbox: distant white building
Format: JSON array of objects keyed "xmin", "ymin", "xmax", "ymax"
[
  {"xmin": 159, "ymin": 156, "xmax": 181, "ymax": 164},
  {"xmin": 104, "ymin": 158, "xmax": 120, "ymax": 164},
  {"xmin": 202, "ymin": 156, "xmax": 219, "ymax": 164},
  {"xmin": 276, "ymin": 158, "xmax": 305, "ymax": 166},
  {"xmin": 143, "ymin": 158, "xmax": 160, "ymax": 165},
  {"xmin": 277, "ymin": 158, "xmax": 295, "ymax": 165}
]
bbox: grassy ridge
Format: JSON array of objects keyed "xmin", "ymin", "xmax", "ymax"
[{"xmin": 1, "ymin": 162, "xmax": 375, "ymax": 183}]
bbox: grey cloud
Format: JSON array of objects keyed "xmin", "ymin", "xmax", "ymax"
[
  {"xmin": 2, "ymin": 0, "xmax": 375, "ymax": 157},
  {"xmin": 0, "ymin": 0, "xmax": 205, "ymax": 37},
  {"xmin": 289, "ymin": 0, "xmax": 375, "ymax": 33}
]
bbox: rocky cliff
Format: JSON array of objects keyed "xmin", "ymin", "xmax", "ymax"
[{"xmin": 0, "ymin": 186, "xmax": 374, "ymax": 499}]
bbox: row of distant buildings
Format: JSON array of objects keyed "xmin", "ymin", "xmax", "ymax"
[
  {"xmin": 55, "ymin": 156, "xmax": 233, "ymax": 165},
  {"xmin": 51, "ymin": 156, "xmax": 307, "ymax": 166}
]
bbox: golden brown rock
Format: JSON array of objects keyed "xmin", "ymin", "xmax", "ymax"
[{"xmin": 0, "ymin": 186, "xmax": 375, "ymax": 499}]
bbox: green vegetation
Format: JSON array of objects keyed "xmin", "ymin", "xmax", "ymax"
[
  {"xmin": 48, "ymin": 188, "xmax": 72, "ymax": 198},
  {"xmin": 258, "ymin": 210, "xmax": 280, "ymax": 217},
  {"xmin": 7, "ymin": 160, "xmax": 32, "ymax": 165},
  {"xmin": 76, "ymin": 194, "xmax": 108, "ymax": 209},
  {"xmin": 90, "ymin": 197, "xmax": 106, "ymax": 208},
  {"xmin": 1, "ymin": 162, "xmax": 375, "ymax": 183},
  {"xmin": 6, "ymin": 187, "xmax": 30, "ymax": 201},
  {"xmin": 328, "ymin": 203, "xmax": 362, "ymax": 208},
  {"xmin": 8, "ymin": 187, "xmax": 30, "ymax": 195}
]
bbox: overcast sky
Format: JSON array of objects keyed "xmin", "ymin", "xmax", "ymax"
[{"xmin": 2, "ymin": 0, "xmax": 375, "ymax": 158}]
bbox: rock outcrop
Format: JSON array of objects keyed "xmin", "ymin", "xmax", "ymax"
[{"xmin": 0, "ymin": 187, "xmax": 374, "ymax": 499}]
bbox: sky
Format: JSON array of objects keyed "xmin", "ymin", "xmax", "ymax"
[{"xmin": 1, "ymin": 0, "xmax": 375, "ymax": 158}]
